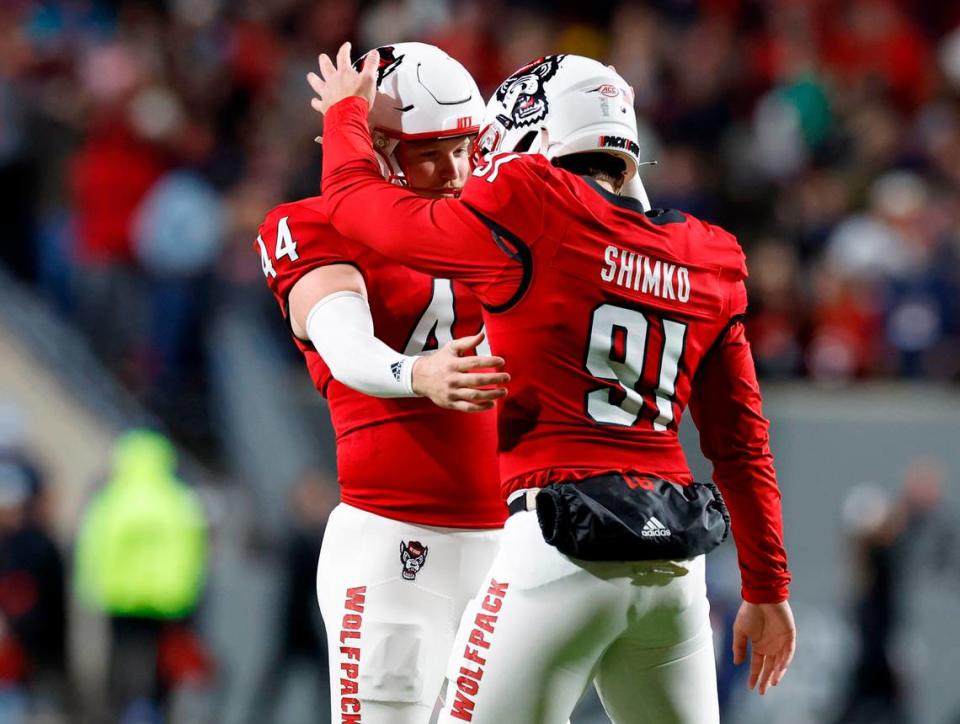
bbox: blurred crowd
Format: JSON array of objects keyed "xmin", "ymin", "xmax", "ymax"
[
  {"xmin": 0, "ymin": 427, "xmax": 211, "ymax": 723},
  {"xmin": 835, "ymin": 460, "xmax": 953, "ymax": 724},
  {"xmin": 3, "ymin": 419, "xmax": 956, "ymax": 723},
  {"xmin": 0, "ymin": 420, "xmax": 335, "ymax": 723},
  {"xmin": 2, "ymin": 0, "xmax": 960, "ymax": 447},
  {"xmin": 0, "ymin": 444, "xmax": 66, "ymax": 722}
]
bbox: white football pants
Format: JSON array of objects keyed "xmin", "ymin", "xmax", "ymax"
[
  {"xmin": 437, "ymin": 510, "xmax": 720, "ymax": 724},
  {"xmin": 316, "ymin": 503, "xmax": 502, "ymax": 724}
]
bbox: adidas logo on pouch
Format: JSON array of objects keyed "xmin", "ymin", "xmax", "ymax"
[{"xmin": 641, "ymin": 516, "xmax": 672, "ymax": 538}]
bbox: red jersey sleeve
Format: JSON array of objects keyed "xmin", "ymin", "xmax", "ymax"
[
  {"xmin": 320, "ymin": 97, "xmax": 522, "ymax": 306},
  {"xmin": 457, "ymin": 152, "xmax": 550, "ymax": 243},
  {"xmin": 690, "ymin": 216, "xmax": 749, "ymax": 288},
  {"xmin": 688, "ymin": 301, "xmax": 791, "ymax": 604},
  {"xmin": 256, "ymin": 198, "xmax": 355, "ymax": 312}
]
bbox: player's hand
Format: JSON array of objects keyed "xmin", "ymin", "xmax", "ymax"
[
  {"xmin": 307, "ymin": 42, "xmax": 379, "ymax": 117},
  {"xmin": 411, "ymin": 331, "xmax": 509, "ymax": 413},
  {"xmin": 732, "ymin": 600, "xmax": 796, "ymax": 695}
]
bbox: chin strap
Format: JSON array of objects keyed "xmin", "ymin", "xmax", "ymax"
[{"xmin": 530, "ymin": 127, "xmax": 553, "ymax": 157}]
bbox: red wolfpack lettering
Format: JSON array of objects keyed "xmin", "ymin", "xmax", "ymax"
[
  {"xmin": 450, "ymin": 579, "xmax": 510, "ymax": 721},
  {"xmin": 339, "ymin": 586, "xmax": 366, "ymax": 723}
]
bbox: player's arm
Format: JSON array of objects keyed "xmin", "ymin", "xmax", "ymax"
[
  {"xmin": 287, "ymin": 264, "xmax": 415, "ymax": 398},
  {"xmin": 287, "ymin": 266, "xmax": 508, "ymax": 410},
  {"xmin": 308, "ymin": 45, "xmax": 518, "ymax": 302},
  {"xmin": 259, "ymin": 209, "xmax": 508, "ymax": 410},
  {"xmin": 319, "ymin": 96, "xmax": 495, "ymax": 278},
  {"xmin": 688, "ymin": 316, "xmax": 790, "ymax": 603},
  {"xmin": 687, "ymin": 307, "xmax": 795, "ymax": 694}
]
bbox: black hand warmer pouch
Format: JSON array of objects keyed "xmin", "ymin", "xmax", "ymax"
[{"xmin": 534, "ymin": 473, "xmax": 730, "ymax": 562}]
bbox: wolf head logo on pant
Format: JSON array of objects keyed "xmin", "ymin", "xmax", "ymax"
[{"xmin": 400, "ymin": 540, "xmax": 428, "ymax": 580}]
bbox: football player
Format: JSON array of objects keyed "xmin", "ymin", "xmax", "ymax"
[
  {"xmin": 256, "ymin": 43, "xmax": 509, "ymax": 724},
  {"xmin": 307, "ymin": 45, "xmax": 796, "ymax": 724}
]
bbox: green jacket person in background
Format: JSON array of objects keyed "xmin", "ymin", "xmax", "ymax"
[{"xmin": 75, "ymin": 429, "xmax": 209, "ymax": 721}]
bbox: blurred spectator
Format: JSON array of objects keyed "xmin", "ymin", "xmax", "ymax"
[
  {"xmin": 805, "ymin": 267, "xmax": 884, "ymax": 381},
  {"xmin": 745, "ymin": 239, "xmax": 805, "ymax": 377},
  {"xmin": 902, "ymin": 460, "xmax": 960, "ymax": 578},
  {"xmin": 833, "ymin": 464, "xmax": 946, "ymax": 724},
  {"xmin": 68, "ymin": 122, "xmax": 166, "ymax": 386},
  {"xmin": 834, "ymin": 483, "xmax": 907, "ymax": 724},
  {"xmin": 132, "ymin": 169, "xmax": 225, "ymax": 424},
  {"xmin": 251, "ymin": 470, "xmax": 335, "ymax": 723},
  {"xmin": 0, "ymin": 454, "xmax": 68, "ymax": 721},
  {"xmin": 820, "ymin": 171, "xmax": 960, "ymax": 378},
  {"xmin": 826, "ymin": 172, "xmax": 929, "ymax": 281},
  {"xmin": 0, "ymin": 73, "xmax": 37, "ymax": 283},
  {"xmin": 822, "ymin": 0, "xmax": 933, "ymax": 113},
  {"xmin": 74, "ymin": 430, "xmax": 211, "ymax": 723}
]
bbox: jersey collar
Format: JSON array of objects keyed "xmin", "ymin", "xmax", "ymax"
[{"xmin": 581, "ymin": 176, "xmax": 647, "ymax": 215}]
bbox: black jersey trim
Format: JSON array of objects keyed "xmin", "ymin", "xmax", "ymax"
[
  {"xmin": 644, "ymin": 208, "xmax": 687, "ymax": 225},
  {"xmin": 489, "ymin": 229, "xmax": 521, "ymax": 262},
  {"xmin": 581, "ymin": 177, "xmax": 686, "ymax": 225},
  {"xmin": 462, "ymin": 202, "xmax": 533, "ymax": 314}
]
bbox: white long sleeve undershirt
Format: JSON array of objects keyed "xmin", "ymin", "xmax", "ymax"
[{"xmin": 305, "ymin": 290, "xmax": 419, "ymax": 397}]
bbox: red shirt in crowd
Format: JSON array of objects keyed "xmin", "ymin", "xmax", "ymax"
[{"xmin": 69, "ymin": 120, "xmax": 167, "ymax": 264}]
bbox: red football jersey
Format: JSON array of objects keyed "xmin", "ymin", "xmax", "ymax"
[
  {"xmin": 458, "ymin": 160, "xmax": 739, "ymax": 482},
  {"xmin": 319, "ymin": 97, "xmax": 790, "ymax": 603},
  {"xmin": 256, "ymin": 197, "xmax": 504, "ymax": 529}
]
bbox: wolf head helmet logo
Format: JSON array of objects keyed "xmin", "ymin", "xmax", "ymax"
[{"xmin": 493, "ymin": 55, "xmax": 563, "ymax": 130}]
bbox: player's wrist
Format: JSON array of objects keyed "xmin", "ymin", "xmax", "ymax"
[
  {"xmin": 398, "ymin": 356, "xmax": 424, "ymax": 397},
  {"xmin": 409, "ymin": 356, "xmax": 426, "ymax": 397},
  {"xmin": 329, "ymin": 95, "xmax": 370, "ymax": 119},
  {"xmin": 741, "ymin": 583, "xmax": 791, "ymax": 604}
]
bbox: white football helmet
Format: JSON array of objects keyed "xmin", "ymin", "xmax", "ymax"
[
  {"xmin": 353, "ymin": 42, "xmax": 485, "ymax": 196},
  {"xmin": 475, "ymin": 54, "xmax": 651, "ymax": 209}
]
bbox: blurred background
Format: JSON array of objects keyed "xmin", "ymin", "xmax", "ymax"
[{"xmin": 1, "ymin": 0, "xmax": 960, "ymax": 722}]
